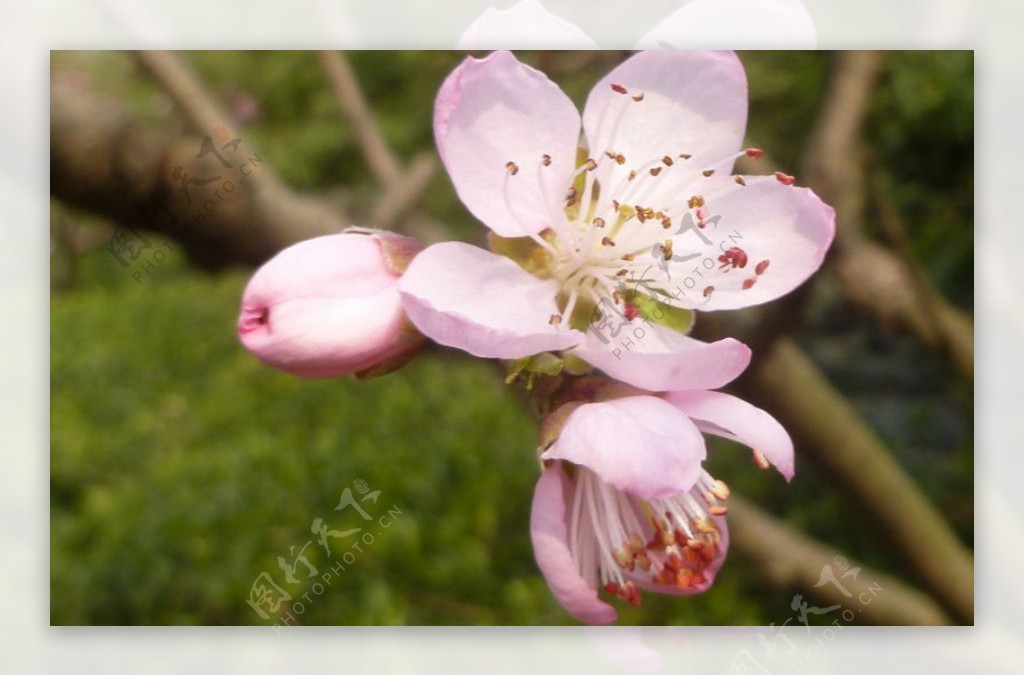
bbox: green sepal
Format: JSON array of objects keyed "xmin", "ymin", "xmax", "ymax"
[
  {"xmin": 561, "ymin": 353, "xmax": 593, "ymax": 376},
  {"xmin": 504, "ymin": 352, "xmax": 565, "ymax": 388},
  {"xmin": 623, "ymin": 290, "xmax": 696, "ymax": 335},
  {"xmin": 487, "ymin": 232, "xmax": 553, "ymax": 278}
]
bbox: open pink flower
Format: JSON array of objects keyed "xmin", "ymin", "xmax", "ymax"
[
  {"xmin": 400, "ymin": 50, "xmax": 834, "ymax": 391},
  {"xmin": 531, "ymin": 390, "xmax": 793, "ymax": 624}
]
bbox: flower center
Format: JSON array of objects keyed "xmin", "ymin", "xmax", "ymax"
[{"xmin": 567, "ymin": 465, "xmax": 729, "ymax": 608}]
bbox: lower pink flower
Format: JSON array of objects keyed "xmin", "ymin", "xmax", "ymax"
[{"xmin": 531, "ymin": 390, "xmax": 793, "ymax": 624}]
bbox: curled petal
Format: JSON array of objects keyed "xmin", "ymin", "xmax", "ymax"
[
  {"xmin": 531, "ymin": 464, "xmax": 617, "ymax": 625},
  {"xmin": 665, "ymin": 390, "xmax": 795, "ymax": 480},
  {"xmin": 398, "ymin": 242, "xmax": 583, "ymax": 359},
  {"xmin": 435, "ymin": 50, "xmax": 581, "ymax": 238},
  {"xmin": 541, "ymin": 396, "xmax": 706, "ymax": 500},
  {"xmin": 572, "ymin": 325, "xmax": 751, "ymax": 392}
]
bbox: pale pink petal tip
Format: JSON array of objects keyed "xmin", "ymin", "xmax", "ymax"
[{"xmin": 666, "ymin": 390, "xmax": 795, "ymax": 480}]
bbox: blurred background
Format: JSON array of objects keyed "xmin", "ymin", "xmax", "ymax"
[{"xmin": 50, "ymin": 50, "xmax": 973, "ymax": 626}]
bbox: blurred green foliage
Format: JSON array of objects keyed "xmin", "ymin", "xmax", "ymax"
[{"xmin": 50, "ymin": 50, "xmax": 972, "ymax": 625}]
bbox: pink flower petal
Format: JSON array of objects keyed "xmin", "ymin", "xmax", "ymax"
[
  {"xmin": 398, "ymin": 241, "xmax": 583, "ymax": 359},
  {"xmin": 435, "ymin": 50, "xmax": 581, "ymax": 238},
  {"xmin": 531, "ymin": 464, "xmax": 618, "ymax": 625},
  {"xmin": 572, "ymin": 324, "xmax": 751, "ymax": 392},
  {"xmin": 582, "ymin": 50, "xmax": 747, "ymax": 207},
  {"xmin": 240, "ymin": 286, "xmax": 409, "ymax": 378},
  {"xmin": 541, "ymin": 396, "xmax": 707, "ymax": 500},
  {"xmin": 243, "ymin": 232, "xmax": 394, "ymax": 301},
  {"xmin": 657, "ymin": 178, "xmax": 836, "ymax": 311},
  {"xmin": 665, "ymin": 390, "xmax": 795, "ymax": 480}
]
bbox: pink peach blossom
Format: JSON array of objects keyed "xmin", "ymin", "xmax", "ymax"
[
  {"xmin": 531, "ymin": 391, "xmax": 793, "ymax": 624},
  {"xmin": 238, "ymin": 230, "xmax": 423, "ymax": 378},
  {"xmin": 400, "ymin": 50, "xmax": 834, "ymax": 391}
]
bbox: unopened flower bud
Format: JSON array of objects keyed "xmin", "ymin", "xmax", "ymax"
[{"xmin": 237, "ymin": 229, "xmax": 424, "ymax": 378}]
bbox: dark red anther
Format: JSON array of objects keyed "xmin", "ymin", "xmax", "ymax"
[
  {"xmin": 774, "ymin": 171, "xmax": 796, "ymax": 186},
  {"xmin": 755, "ymin": 259, "xmax": 770, "ymax": 275},
  {"xmin": 745, "ymin": 147, "xmax": 764, "ymax": 159},
  {"xmin": 611, "ymin": 83, "xmax": 628, "ymax": 95},
  {"xmin": 742, "ymin": 277, "xmax": 757, "ymax": 290},
  {"xmin": 718, "ymin": 247, "xmax": 748, "ymax": 270}
]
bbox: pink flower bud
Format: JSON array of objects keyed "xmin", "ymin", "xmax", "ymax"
[{"xmin": 237, "ymin": 230, "xmax": 424, "ymax": 378}]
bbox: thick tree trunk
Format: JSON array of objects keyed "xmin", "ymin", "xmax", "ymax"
[{"xmin": 50, "ymin": 81, "xmax": 344, "ymax": 270}]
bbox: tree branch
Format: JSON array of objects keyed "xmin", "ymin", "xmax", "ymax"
[
  {"xmin": 735, "ymin": 339, "xmax": 974, "ymax": 624},
  {"xmin": 722, "ymin": 54, "xmax": 974, "ymax": 623},
  {"xmin": 50, "ymin": 76, "xmax": 343, "ymax": 269},
  {"xmin": 318, "ymin": 50, "xmax": 438, "ymax": 237},
  {"xmin": 736, "ymin": 52, "xmax": 973, "ymax": 381},
  {"xmin": 317, "ymin": 50, "xmax": 402, "ymax": 187},
  {"xmin": 800, "ymin": 51, "xmax": 885, "ymax": 239},
  {"xmin": 371, "ymin": 150, "xmax": 439, "ymax": 233},
  {"xmin": 806, "ymin": 51, "xmax": 973, "ymax": 381},
  {"xmin": 727, "ymin": 495, "xmax": 952, "ymax": 625}
]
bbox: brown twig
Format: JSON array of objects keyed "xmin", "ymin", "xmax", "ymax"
[
  {"xmin": 800, "ymin": 51, "xmax": 886, "ymax": 242},
  {"xmin": 870, "ymin": 174, "xmax": 975, "ymax": 380},
  {"xmin": 132, "ymin": 51, "xmax": 242, "ymax": 149},
  {"xmin": 735, "ymin": 52, "xmax": 973, "ymax": 383},
  {"xmin": 727, "ymin": 495, "xmax": 952, "ymax": 625},
  {"xmin": 132, "ymin": 49, "xmax": 349, "ymax": 243},
  {"xmin": 318, "ymin": 50, "xmax": 439, "ymax": 239},
  {"xmin": 802, "ymin": 51, "xmax": 973, "ymax": 381},
  {"xmin": 317, "ymin": 50, "xmax": 402, "ymax": 187},
  {"xmin": 372, "ymin": 150, "xmax": 438, "ymax": 233}
]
